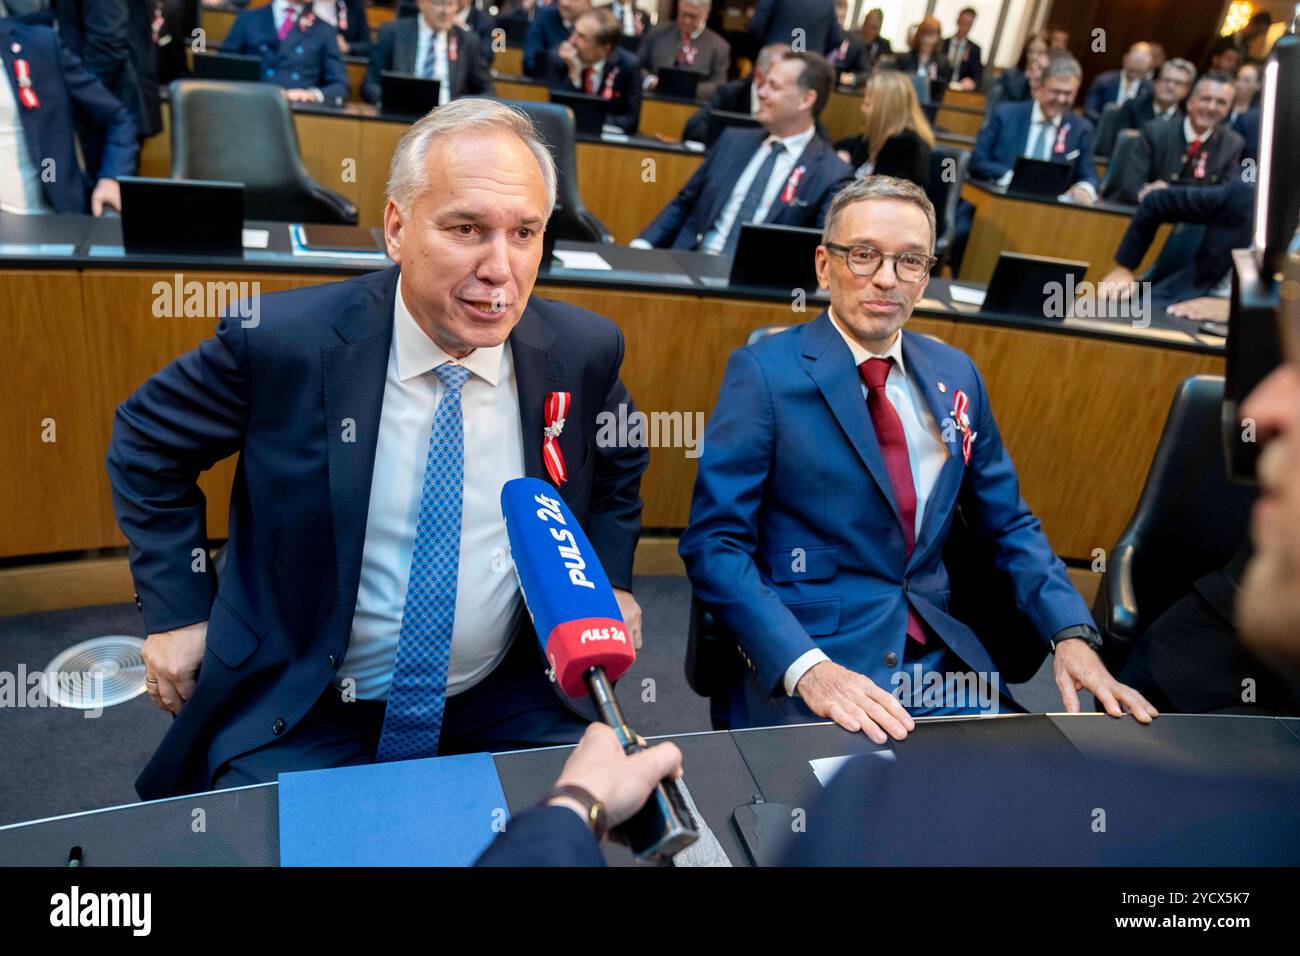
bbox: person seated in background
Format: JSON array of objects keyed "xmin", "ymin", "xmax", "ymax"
[
  {"xmin": 968, "ymin": 54, "xmax": 1098, "ymax": 204},
  {"xmin": 1231, "ymin": 9, "xmax": 1274, "ymax": 61},
  {"xmin": 680, "ymin": 41, "xmax": 786, "ymax": 144},
  {"xmin": 548, "ymin": 6, "xmax": 642, "ymax": 133},
  {"xmin": 219, "ymin": 0, "xmax": 349, "ymax": 105},
  {"xmin": 523, "ymin": 0, "xmax": 589, "ymax": 76},
  {"xmin": 1047, "ymin": 26, "xmax": 1069, "ymax": 50},
  {"xmin": 939, "ymin": 5, "xmax": 980, "ymax": 91},
  {"xmin": 1202, "ymin": 35, "xmax": 1241, "ymax": 77},
  {"xmin": 833, "ymin": 69, "xmax": 932, "ymax": 188},
  {"xmin": 1098, "ymin": 179, "xmax": 1254, "ymax": 321},
  {"xmin": 325, "ymin": 0, "xmax": 372, "ymax": 57},
  {"xmin": 984, "ymin": 29, "xmax": 1048, "ymax": 111},
  {"xmin": 632, "ymin": 50, "xmax": 851, "ymax": 252},
  {"xmin": 1233, "ymin": 103, "xmax": 1261, "ymax": 162},
  {"xmin": 1116, "ymin": 57, "xmax": 1193, "ymax": 133},
  {"xmin": 1104, "ymin": 72, "xmax": 1241, "ymax": 205},
  {"xmin": 454, "ymin": 0, "xmax": 495, "ymax": 50},
  {"xmin": 363, "ymin": 0, "xmax": 493, "ymax": 106},
  {"xmin": 638, "ymin": 0, "xmax": 730, "ymax": 100},
  {"xmin": 825, "ymin": 0, "xmax": 870, "ymax": 91},
  {"xmin": 858, "ymin": 7, "xmax": 891, "ymax": 72},
  {"xmin": 1229, "ymin": 61, "xmax": 1261, "ymax": 123},
  {"xmin": 1148, "ymin": 41, "xmax": 1166, "ymax": 73},
  {"xmin": 895, "ymin": 15, "xmax": 950, "ymax": 88},
  {"xmin": 607, "ymin": 0, "xmax": 651, "ymax": 38},
  {"xmin": 1082, "ymin": 41, "xmax": 1152, "ymax": 124},
  {"xmin": 496, "ymin": 0, "xmax": 537, "ymax": 32},
  {"xmin": 749, "ymin": 0, "xmax": 842, "ymax": 57},
  {"xmin": 0, "ymin": 14, "xmax": 136, "ymax": 214}
]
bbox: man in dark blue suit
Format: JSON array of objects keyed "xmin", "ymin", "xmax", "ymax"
[
  {"xmin": 939, "ymin": 6, "xmax": 982, "ymax": 90},
  {"xmin": 749, "ymin": 0, "xmax": 841, "ymax": 56},
  {"xmin": 679, "ymin": 176, "xmax": 1156, "ymax": 733},
  {"xmin": 108, "ymin": 99, "xmax": 650, "ymax": 800},
  {"xmin": 1082, "ymin": 41, "xmax": 1153, "ymax": 124},
  {"xmin": 547, "ymin": 6, "xmax": 640, "ymax": 134},
  {"xmin": 523, "ymin": 0, "xmax": 587, "ymax": 77},
  {"xmin": 632, "ymin": 50, "xmax": 852, "ymax": 252},
  {"xmin": 0, "ymin": 16, "xmax": 136, "ymax": 214},
  {"xmin": 220, "ymin": 0, "xmax": 349, "ymax": 105}
]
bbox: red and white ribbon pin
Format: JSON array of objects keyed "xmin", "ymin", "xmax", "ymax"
[
  {"xmin": 782, "ymin": 165, "xmax": 806, "ymax": 204},
  {"xmin": 14, "ymin": 60, "xmax": 39, "ymax": 110},
  {"xmin": 543, "ymin": 391, "xmax": 570, "ymax": 486}
]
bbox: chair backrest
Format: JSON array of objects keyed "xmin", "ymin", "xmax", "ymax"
[
  {"xmin": 1142, "ymin": 223, "xmax": 1209, "ymax": 284},
  {"xmin": 498, "ymin": 98, "xmax": 604, "ymax": 242},
  {"xmin": 1091, "ymin": 102, "xmax": 1126, "ymax": 157},
  {"xmin": 1100, "ymin": 128, "xmax": 1141, "ymax": 198},
  {"xmin": 169, "ymin": 80, "xmax": 356, "ymax": 223},
  {"xmin": 927, "ymin": 145, "xmax": 969, "ymax": 260}
]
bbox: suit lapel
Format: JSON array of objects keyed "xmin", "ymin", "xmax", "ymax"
[
  {"xmin": 900, "ymin": 333, "xmax": 965, "ymax": 566},
  {"xmin": 322, "ymin": 266, "xmax": 399, "ymax": 647},
  {"xmin": 701, "ymin": 128, "xmax": 766, "ymax": 230},
  {"xmin": 764, "ymin": 135, "xmax": 824, "ymax": 224},
  {"xmin": 397, "ymin": 20, "xmax": 420, "ymax": 73},
  {"xmin": 0, "ymin": 25, "xmax": 43, "ymax": 173}
]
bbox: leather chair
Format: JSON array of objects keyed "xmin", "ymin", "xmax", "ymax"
[
  {"xmin": 1091, "ymin": 102, "xmax": 1126, "ymax": 158},
  {"xmin": 1093, "ymin": 375, "xmax": 1257, "ymax": 670},
  {"xmin": 169, "ymin": 80, "xmax": 358, "ymax": 224},
  {"xmin": 498, "ymin": 99, "xmax": 615, "ymax": 243},
  {"xmin": 1100, "ymin": 128, "xmax": 1141, "ymax": 200},
  {"xmin": 927, "ymin": 145, "xmax": 969, "ymax": 271}
]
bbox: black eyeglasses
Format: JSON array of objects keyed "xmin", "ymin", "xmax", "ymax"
[{"xmin": 823, "ymin": 243, "xmax": 937, "ymax": 282}]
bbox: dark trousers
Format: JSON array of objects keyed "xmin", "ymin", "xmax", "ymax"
[{"xmin": 211, "ymin": 633, "xmax": 589, "ymax": 789}]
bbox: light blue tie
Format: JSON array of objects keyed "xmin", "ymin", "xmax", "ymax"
[
  {"xmin": 375, "ymin": 362, "xmax": 471, "ymax": 762},
  {"xmin": 1031, "ymin": 121, "xmax": 1053, "ymax": 160},
  {"xmin": 420, "ymin": 36, "xmax": 437, "ymax": 80}
]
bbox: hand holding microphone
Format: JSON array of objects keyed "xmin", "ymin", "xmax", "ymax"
[{"xmin": 549, "ymin": 723, "xmax": 684, "ymax": 830}]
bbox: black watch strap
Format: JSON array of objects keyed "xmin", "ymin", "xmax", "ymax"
[{"xmin": 1050, "ymin": 624, "xmax": 1103, "ymax": 652}]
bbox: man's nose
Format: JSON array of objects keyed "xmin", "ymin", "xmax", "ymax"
[
  {"xmin": 476, "ymin": 233, "xmax": 512, "ymax": 284},
  {"xmin": 872, "ymin": 258, "xmax": 899, "ymax": 289},
  {"xmin": 1241, "ymin": 364, "xmax": 1300, "ymax": 445}
]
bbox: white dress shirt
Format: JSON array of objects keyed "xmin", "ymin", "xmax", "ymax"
[
  {"xmin": 700, "ymin": 124, "xmax": 816, "ymax": 255},
  {"xmin": 340, "ymin": 283, "xmax": 527, "ymax": 700},
  {"xmin": 1114, "ymin": 74, "xmax": 1141, "ymax": 106},
  {"xmin": 0, "ymin": 71, "xmax": 51, "ymax": 215},
  {"xmin": 416, "ymin": 18, "xmax": 453, "ymax": 105},
  {"xmin": 1183, "ymin": 115, "xmax": 1214, "ymax": 149},
  {"xmin": 783, "ymin": 311, "xmax": 949, "ymax": 696}
]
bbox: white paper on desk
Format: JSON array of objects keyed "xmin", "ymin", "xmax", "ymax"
[
  {"xmin": 552, "ymin": 250, "xmax": 613, "ymax": 271},
  {"xmin": 948, "ymin": 284, "xmax": 987, "ymax": 307},
  {"xmin": 241, "ymin": 228, "xmax": 270, "ymax": 249},
  {"xmin": 600, "ymin": 126, "xmax": 630, "ymax": 142},
  {"xmin": 810, "ymin": 751, "xmax": 894, "ymax": 787}
]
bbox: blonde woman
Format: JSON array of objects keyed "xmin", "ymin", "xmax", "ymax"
[{"xmin": 834, "ymin": 69, "xmax": 934, "ymax": 187}]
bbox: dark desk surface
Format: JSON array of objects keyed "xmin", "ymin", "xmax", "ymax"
[
  {"xmin": 967, "ymin": 177, "xmax": 1141, "ymax": 218},
  {"xmin": 0, "ymin": 714, "xmax": 1295, "ymax": 867}
]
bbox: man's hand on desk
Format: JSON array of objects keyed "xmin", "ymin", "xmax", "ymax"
[
  {"xmin": 1167, "ymin": 296, "xmax": 1230, "ymax": 322},
  {"xmin": 548, "ymin": 722, "xmax": 682, "ymax": 831},
  {"xmin": 1097, "ymin": 265, "xmax": 1138, "ymax": 303},
  {"xmin": 285, "ymin": 88, "xmax": 325, "ymax": 103},
  {"xmin": 1063, "ymin": 183, "xmax": 1096, "ymax": 205},
  {"xmin": 142, "ymin": 621, "xmax": 207, "ymax": 715},
  {"xmin": 1136, "ymin": 179, "xmax": 1168, "ymax": 202},
  {"xmin": 1052, "ymin": 638, "xmax": 1158, "ymax": 723},
  {"xmin": 90, "ymin": 178, "xmax": 121, "ymax": 216},
  {"xmin": 795, "ymin": 660, "xmax": 915, "ymax": 745},
  {"xmin": 612, "ymin": 587, "xmax": 642, "ymax": 649}
]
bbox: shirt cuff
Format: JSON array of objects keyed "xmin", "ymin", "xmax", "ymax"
[
  {"xmin": 628, "ymin": 238, "xmax": 653, "ymax": 250},
  {"xmin": 1070, "ymin": 181, "xmax": 1098, "ymax": 201},
  {"xmin": 996, "ymin": 170, "xmax": 1014, "ymax": 187},
  {"xmin": 784, "ymin": 648, "xmax": 830, "ymax": 697}
]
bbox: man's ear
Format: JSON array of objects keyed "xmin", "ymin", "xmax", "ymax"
[
  {"xmin": 815, "ymin": 246, "xmax": 831, "ymax": 290},
  {"xmin": 383, "ymin": 200, "xmax": 403, "ymax": 263}
]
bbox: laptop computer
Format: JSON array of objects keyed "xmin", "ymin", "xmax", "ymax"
[
  {"xmin": 380, "ymin": 73, "xmax": 440, "ymax": 120},
  {"xmin": 1008, "ymin": 157, "xmax": 1074, "ymax": 198},
  {"xmin": 192, "ymin": 52, "xmax": 263, "ymax": 83},
  {"xmin": 704, "ymin": 108, "xmax": 761, "ymax": 147},
  {"xmin": 550, "ymin": 90, "xmax": 608, "ymax": 136},
  {"xmin": 654, "ymin": 67, "xmax": 701, "ymax": 100},
  {"xmin": 727, "ymin": 223, "xmax": 823, "ymax": 291},
  {"xmin": 119, "ymin": 177, "xmax": 244, "ymax": 256},
  {"xmin": 981, "ymin": 251, "xmax": 1089, "ymax": 320}
]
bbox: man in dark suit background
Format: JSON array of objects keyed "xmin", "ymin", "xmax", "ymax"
[
  {"xmin": 1104, "ymin": 72, "xmax": 1241, "ymax": 205},
  {"xmin": 0, "ymin": 15, "xmax": 135, "ymax": 214},
  {"xmin": 220, "ymin": 0, "xmax": 349, "ymax": 104},
  {"xmin": 108, "ymin": 99, "xmax": 650, "ymax": 800},
  {"xmin": 523, "ymin": 0, "xmax": 588, "ymax": 77},
  {"xmin": 1116, "ymin": 56, "xmax": 1193, "ymax": 133},
  {"xmin": 638, "ymin": 0, "xmax": 729, "ymax": 100},
  {"xmin": 363, "ymin": 0, "xmax": 493, "ymax": 106},
  {"xmin": 547, "ymin": 6, "xmax": 641, "ymax": 133},
  {"xmin": 749, "ymin": 0, "xmax": 841, "ymax": 56},
  {"xmin": 634, "ymin": 50, "xmax": 850, "ymax": 251},
  {"xmin": 1082, "ymin": 40, "xmax": 1153, "ymax": 124},
  {"xmin": 940, "ymin": 5, "xmax": 981, "ymax": 90},
  {"xmin": 680, "ymin": 41, "xmax": 785, "ymax": 144},
  {"xmin": 824, "ymin": 0, "xmax": 867, "ymax": 89}
]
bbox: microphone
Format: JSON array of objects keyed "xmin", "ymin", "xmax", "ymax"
[{"xmin": 501, "ymin": 477, "xmax": 698, "ymax": 862}]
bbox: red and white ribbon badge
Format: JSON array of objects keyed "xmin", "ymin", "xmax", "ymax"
[
  {"xmin": 449, "ymin": 33, "xmax": 458, "ymax": 62},
  {"xmin": 14, "ymin": 60, "xmax": 39, "ymax": 110},
  {"xmin": 337, "ymin": 0, "xmax": 348, "ymax": 32},
  {"xmin": 678, "ymin": 37, "xmax": 697, "ymax": 66},
  {"xmin": 543, "ymin": 391, "xmax": 570, "ymax": 486},
  {"xmin": 782, "ymin": 164, "xmax": 806, "ymax": 204},
  {"xmin": 1194, "ymin": 149, "xmax": 1208, "ymax": 179},
  {"xmin": 601, "ymin": 67, "xmax": 618, "ymax": 100},
  {"xmin": 1053, "ymin": 122, "xmax": 1069, "ymax": 155},
  {"xmin": 952, "ymin": 389, "xmax": 977, "ymax": 465}
]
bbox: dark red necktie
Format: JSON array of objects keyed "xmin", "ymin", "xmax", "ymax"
[
  {"xmin": 859, "ymin": 357, "xmax": 927, "ymax": 645},
  {"xmin": 1187, "ymin": 137, "xmax": 1203, "ymax": 156},
  {"xmin": 583, "ymin": 67, "xmax": 596, "ymax": 94}
]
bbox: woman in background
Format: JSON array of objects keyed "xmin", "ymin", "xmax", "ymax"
[
  {"xmin": 834, "ymin": 69, "xmax": 934, "ymax": 188},
  {"xmin": 985, "ymin": 29, "xmax": 1049, "ymax": 111},
  {"xmin": 896, "ymin": 15, "xmax": 951, "ymax": 87}
]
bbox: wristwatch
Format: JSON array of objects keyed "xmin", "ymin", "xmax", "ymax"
[
  {"xmin": 543, "ymin": 784, "xmax": 608, "ymax": 840},
  {"xmin": 1049, "ymin": 624, "xmax": 1104, "ymax": 652}
]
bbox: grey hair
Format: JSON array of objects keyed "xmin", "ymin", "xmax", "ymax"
[
  {"xmin": 1161, "ymin": 57, "xmax": 1197, "ymax": 84},
  {"xmin": 821, "ymin": 175, "xmax": 937, "ymax": 252},
  {"xmin": 679, "ymin": 0, "xmax": 710, "ymax": 9},
  {"xmin": 386, "ymin": 99, "xmax": 558, "ymax": 215},
  {"xmin": 1042, "ymin": 54, "xmax": 1083, "ymax": 82}
]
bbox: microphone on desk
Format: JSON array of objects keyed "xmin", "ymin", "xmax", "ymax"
[{"xmin": 500, "ymin": 477, "xmax": 699, "ymax": 862}]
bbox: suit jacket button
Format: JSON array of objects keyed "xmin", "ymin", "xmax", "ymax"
[
  {"xmin": 134, "ymin": 592, "xmax": 143, "ymax": 611},
  {"xmin": 273, "ymin": 718, "xmax": 286, "ymax": 735},
  {"xmin": 884, "ymin": 652, "xmax": 898, "ymax": 667},
  {"xmin": 329, "ymin": 654, "xmax": 338, "ymax": 668}
]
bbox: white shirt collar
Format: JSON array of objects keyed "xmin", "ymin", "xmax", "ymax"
[
  {"xmin": 417, "ymin": 16, "xmax": 448, "ymax": 44},
  {"xmin": 589, "ymin": 57, "xmax": 607, "ymax": 76},
  {"xmin": 683, "ymin": 24, "xmax": 706, "ymax": 40},
  {"xmin": 394, "ymin": 282, "xmax": 505, "ymax": 386},
  {"xmin": 273, "ymin": 0, "xmax": 304, "ymax": 25},
  {"xmin": 765, "ymin": 124, "xmax": 816, "ymax": 158},
  {"xmin": 1184, "ymin": 115, "xmax": 1214, "ymax": 143},
  {"xmin": 828, "ymin": 308, "xmax": 907, "ymax": 376},
  {"xmin": 1030, "ymin": 101, "xmax": 1062, "ymax": 129}
]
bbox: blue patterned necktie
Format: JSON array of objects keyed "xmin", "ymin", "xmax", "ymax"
[
  {"xmin": 721, "ymin": 140, "xmax": 786, "ymax": 256},
  {"xmin": 1031, "ymin": 120, "xmax": 1053, "ymax": 160},
  {"xmin": 420, "ymin": 34, "xmax": 438, "ymax": 80},
  {"xmin": 375, "ymin": 362, "xmax": 471, "ymax": 762}
]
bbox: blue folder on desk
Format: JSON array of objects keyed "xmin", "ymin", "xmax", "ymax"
[{"xmin": 278, "ymin": 752, "xmax": 508, "ymax": 866}]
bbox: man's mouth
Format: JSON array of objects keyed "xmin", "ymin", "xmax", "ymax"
[{"xmin": 458, "ymin": 296, "xmax": 510, "ymax": 318}]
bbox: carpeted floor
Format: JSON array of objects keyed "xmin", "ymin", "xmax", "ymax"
[{"xmin": 0, "ymin": 575, "xmax": 1063, "ymax": 827}]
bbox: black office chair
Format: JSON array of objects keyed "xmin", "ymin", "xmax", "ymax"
[
  {"xmin": 1100, "ymin": 128, "xmax": 1141, "ymax": 200},
  {"xmin": 169, "ymin": 80, "xmax": 358, "ymax": 224},
  {"xmin": 498, "ymin": 99, "xmax": 615, "ymax": 244},
  {"xmin": 927, "ymin": 145, "xmax": 969, "ymax": 271},
  {"xmin": 1091, "ymin": 103, "xmax": 1126, "ymax": 158},
  {"xmin": 1092, "ymin": 375, "xmax": 1257, "ymax": 670}
]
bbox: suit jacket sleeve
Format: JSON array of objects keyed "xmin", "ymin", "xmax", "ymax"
[
  {"xmin": 106, "ymin": 316, "xmax": 251, "ymax": 635},
  {"xmin": 522, "ymin": 10, "xmax": 551, "ymax": 76},
  {"xmin": 1084, "ymin": 74, "xmax": 1109, "ymax": 123},
  {"xmin": 62, "ymin": 38, "xmax": 138, "ymax": 180},
  {"xmin": 608, "ymin": 59, "xmax": 641, "ymax": 133},
  {"xmin": 749, "ymin": 0, "xmax": 774, "ymax": 42},
  {"xmin": 474, "ymin": 805, "xmax": 606, "ymax": 866},
  {"xmin": 362, "ymin": 22, "xmax": 396, "ymax": 104},
  {"xmin": 825, "ymin": 6, "xmax": 843, "ymax": 54},
  {"xmin": 679, "ymin": 348, "xmax": 822, "ymax": 694},
  {"xmin": 814, "ymin": 163, "xmax": 853, "ymax": 226},
  {"xmin": 967, "ymin": 41, "xmax": 982, "ymax": 86},
  {"xmin": 79, "ymin": 0, "xmax": 132, "ymax": 85},
  {"xmin": 956, "ymin": 359, "xmax": 1092, "ymax": 642},
  {"xmin": 344, "ymin": 0, "xmax": 372, "ymax": 56},
  {"xmin": 219, "ymin": 13, "xmax": 247, "ymax": 53},
  {"xmin": 317, "ymin": 29, "xmax": 349, "ymax": 103},
  {"xmin": 704, "ymin": 36, "xmax": 730, "ymax": 98},
  {"xmin": 970, "ymin": 107, "xmax": 1009, "ymax": 180},
  {"xmin": 1113, "ymin": 182, "xmax": 1235, "ymax": 270},
  {"xmin": 467, "ymin": 31, "xmax": 494, "ymax": 95},
  {"xmin": 636, "ymin": 138, "xmax": 718, "ymax": 246},
  {"xmin": 1071, "ymin": 121, "xmax": 1098, "ymax": 189}
]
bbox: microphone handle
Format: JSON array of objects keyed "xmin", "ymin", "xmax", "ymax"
[{"xmin": 583, "ymin": 667, "xmax": 698, "ymax": 862}]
